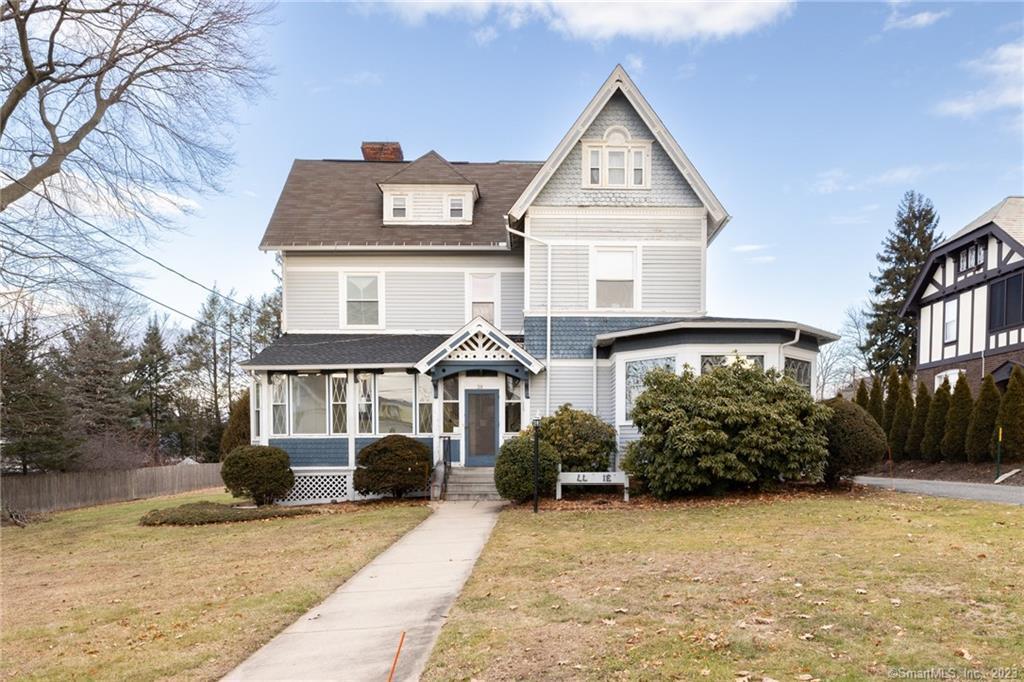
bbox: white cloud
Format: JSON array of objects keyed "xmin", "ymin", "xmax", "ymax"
[
  {"xmin": 864, "ymin": 163, "xmax": 950, "ymax": 185},
  {"xmin": 935, "ymin": 40, "xmax": 1024, "ymax": 119},
  {"xmin": 812, "ymin": 168, "xmax": 853, "ymax": 194},
  {"xmin": 375, "ymin": 1, "xmax": 793, "ymax": 43},
  {"xmin": 473, "ymin": 25, "xmax": 499, "ymax": 45},
  {"xmin": 812, "ymin": 165, "xmax": 949, "ymax": 194},
  {"xmin": 731, "ymin": 243, "xmax": 770, "ymax": 252},
  {"xmin": 884, "ymin": 8, "xmax": 951, "ymax": 31},
  {"xmin": 746, "ymin": 255, "xmax": 776, "ymax": 264},
  {"xmin": 625, "ymin": 53, "xmax": 644, "ymax": 73}
]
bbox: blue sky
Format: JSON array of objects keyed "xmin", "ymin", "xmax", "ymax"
[{"xmin": 142, "ymin": 1, "xmax": 1023, "ymax": 334}]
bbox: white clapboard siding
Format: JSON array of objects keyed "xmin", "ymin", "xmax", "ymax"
[
  {"xmin": 529, "ymin": 372, "xmax": 546, "ymax": 419},
  {"xmin": 529, "ymin": 242, "xmax": 590, "ymax": 309},
  {"xmin": 285, "ymin": 271, "xmax": 339, "ymax": 330},
  {"xmin": 386, "ymin": 271, "xmax": 465, "ymax": 329},
  {"xmin": 642, "ymin": 243, "xmax": 702, "ymax": 311},
  {"xmin": 529, "ymin": 209, "xmax": 704, "ymax": 242},
  {"xmin": 597, "ymin": 364, "xmax": 615, "ymax": 424},
  {"xmin": 501, "ymin": 272, "xmax": 525, "ymax": 332},
  {"xmin": 284, "ymin": 252, "xmax": 522, "ymax": 270},
  {"xmin": 547, "ymin": 363, "xmax": 595, "ymax": 413}
]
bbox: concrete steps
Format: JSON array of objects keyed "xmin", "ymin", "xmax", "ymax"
[{"xmin": 445, "ymin": 467, "xmax": 501, "ymax": 501}]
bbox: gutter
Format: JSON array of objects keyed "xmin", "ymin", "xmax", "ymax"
[{"xmin": 506, "ymin": 216, "xmax": 553, "ymax": 417}]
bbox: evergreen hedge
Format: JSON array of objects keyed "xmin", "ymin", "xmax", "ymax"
[
  {"xmin": 493, "ymin": 432, "xmax": 558, "ymax": 503},
  {"xmin": 966, "ymin": 374, "xmax": 1000, "ymax": 463},
  {"xmin": 219, "ymin": 390, "xmax": 250, "ymax": 457},
  {"xmin": 854, "ymin": 379, "xmax": 870, "ymax": 413},
  {"xmin": 888, "ymin": 376, "xmax": 913, "ymax": 459},
  {"xmin": 921, "ymin": 378, "xmax": 951, "ymax": 461},
  {"xmin": 905, "ymin": 381, "xmax": 930, "ymax": 459},
  {"xmin": 353, "ymin": 435, "xmax": 432, "ymax": 498},
  {"xmin": 941, "ymin": 374, "xmax": 973, "ymax": 461},
  {"xmin": 867, "ymin": 377, "xmax": 884, "ymax": 427},
  {"xmin": 221, "ymin": 445, "xmax": 295, "ymax": 506},
  {"xmin": 537, "ymin": 403, "xmax": 617, "ymax": 471},
  {"xmin": 882, "ymin": 367, "xmax": 901, "ymax": 435},
  {"xmin": 823, "ymin": 397, "xmax": 887, "ymax": 487},
  {"xmin": 996, "ymin": 367, "xmax": 1024, "ymax": 460}
]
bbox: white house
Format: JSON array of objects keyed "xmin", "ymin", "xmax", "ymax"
[{"xmin": 243, "ymin": 65, "xmax": 838, "ymax": 503}]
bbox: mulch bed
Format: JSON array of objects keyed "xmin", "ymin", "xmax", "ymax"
[{"xmin": 865, "ymin": 460, "xmax": 1023, "ymax": 486}]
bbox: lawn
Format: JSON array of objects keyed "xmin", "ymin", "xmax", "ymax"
[
  {"xmin": 0, "ymin": 490, "xmax": 430, "ymax": 681},
  {"xmin": 424, "ymin": 490, "xmax": 1023, "ymax": 681}
]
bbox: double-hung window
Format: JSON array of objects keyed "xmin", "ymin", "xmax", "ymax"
[
  {"xmin": 582, "ymin": 133, "xmax": 649, "ymax": 189},
  {"xmin": 377, "ymin": 371, "xmax": 414, "ymax": 434},
  {"xmin": 469, "ymin": 273, "xmax": 497, "ymax": 323},
  {"xmin": 592, "ymin": 247, "xmax": 636, "ymax": 309},
  {"xmin": 442, "ymin": 375, "xmax": 459, "ymax": 433},
  {"xmin": 290, "ymin": 374, "xmax": 327, "ymax": 435},
  {"xmin": 346, "ymin": 275, "xmax": 379, "ymax": 326},
  {"xmin": 944, "ymin": 299, "xmax": 958, "ymax": 343},
  {"xmin": 356, "ymin": 372, "xmax": 374, "ymax": 434},
  {"xmin": 607, "ymin": 149, "xmax": 626, "ymax": 186},
  {"xmin": 391, "ymin": 195, "xmax": 406, "ymax": 219},
  {"xmin": 330, "ymin": 374, "xmax": 348, "ymax": 434},
  {"xmin": 270, "ymin": 374, "xmax": 288, "ymax": 435},
  {"xmin": 449, "ymin": 196, "xmax": 463, "ymax": 219},
  {"xmin": 504, "ymin": 376, "xmax": 523, "ymax": 433},
  {"xmin": 588, "ymin": 149, "xmax": 601, "ymax": 185},
  {"xmin": 251, "ymin": 381, "xmax": 262, "ymax": 439}
]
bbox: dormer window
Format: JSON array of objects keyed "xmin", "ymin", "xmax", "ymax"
[
  {"xmin": 381, "ymin": 184, "xmax": 475, "ymax": 225},
  {"xmin": 957, "ymin": 241, "xmax": 986, "ymax": 273},
  {"xmin": 391, "ymin": 196, "xmax": 406, "ymax": 219},
  {"xmin": 449, "ymin": 196, "xmax": 463, "ymax": 219},
  {"xmin": 581, "ymin": 126, "xmax": 650, "ymax": 189}
]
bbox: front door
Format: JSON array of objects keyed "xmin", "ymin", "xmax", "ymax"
[{"xmin": 465, "ymin": 389, "xmax": 499, "ymax": 467}]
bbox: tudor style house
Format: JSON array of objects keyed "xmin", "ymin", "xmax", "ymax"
[
  {"xmin": 243, "ymin": 66, "xmax": 838, "ymax": 503},
  {"xmin": 903, "ymin": 196, "xmax": 1024, "ymax": 394}
]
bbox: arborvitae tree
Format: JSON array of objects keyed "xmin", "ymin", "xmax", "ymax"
[
  {"xmin": 889, "ymin": 376, "xmax": 914, "ymax": 459},
  {"xmin": 966, "ymin": 375, "xmax": 1000, "ymax": 463},
  {"xmin": 906, "ymin": 381, "xmax": 931, "ymax": 459},
  {"xmin": 220, "ymin": 390, "xmax": 251, "ymax": 457},
  {"xmin": 864, "ymin": 191, "xmax": 940, "ymax": 373},
  {"xmin": 854, "ymin": 379, "xmax": 870, "ymax": 412},
  {"xmin": 921, "ymin": 378, "xmax": 951, "ymax": 461},
  {"xmin": 882, "ymin": 366, "xmax": 901, "ymax": 434},
  {"xmin": 941, "ymin": 374, "xmax": 973, "ymax": 461},
  {"xmin": 132, "ymin": 316, "xmax": 176, "ymax": 459},
  {"xmin": 995, "ymin": 367, "xmax": 1024, "ymax": 460},
  {"xmin": 868, "ymin": 376, "xmax": 884, "ymax": 426}
]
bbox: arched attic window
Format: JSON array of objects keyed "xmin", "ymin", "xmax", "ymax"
[{"xmin": 582, "ymin": 125, "xmax": 650, "ymax": 189}]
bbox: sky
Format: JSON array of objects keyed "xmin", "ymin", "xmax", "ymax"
[{"xmin": 138, "ymin": 1, "xmax": 1024, "ymax": 335}]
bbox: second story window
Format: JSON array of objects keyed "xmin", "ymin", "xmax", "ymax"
[
  {"xmin": 449, "ymin": 196, "xmax": 463, "ymax": 219},
  {"xmin": 989, "ymin": 273, "xmax": 1024, "ymax": 331},
  {"xmin": 588, "ymin": 149, "xmax": 601, "ymax": 185},
  {"xmin": 469, "ymin": 273, "xmax": 497, "ymax": 323},
  {"xmin": 944, "ymin": 298, "xmax": 958, "ymax": 343},
  {"xmin": 607, "ymin": 150, "xmax": 626, "ymax": 186},
  {"xmin": 957, "ymin": 242, "xmax": 986, "ymax": 273},
  {"xmin": 391, "ymin": 195, "xmax": 406, "ymax": 219},
  {"xmin": 346, "ymin": 275, "xmax": 379, "ymax": 326},
  {"xmin": 633, "ymin": 150, "xmax": 645, "ymax": 185},
  {"xmin": 592, "ymin": 247, "xmax": 636, "ymax": 309}
]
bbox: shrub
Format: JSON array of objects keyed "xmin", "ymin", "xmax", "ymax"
[
  {"xmin": 221, "ymin": 445, "xmax": 294, "ymax": 506},
  {"xmin": 854, "ymin": 379, "xmax": 870, "ymax": 413},
  {"xmin": 867, "ymin": 376, "xmax": 884, "ymax": 426},
  {"xmin": 996, "ymin": 367, "xmax": 1024, "ymax": 460},
  {"xmin": 494, "ymin": 432, "xmax": 558, "ymax": 503},
  {"xmin": 353, "ymin": 435, "xmax": 432, "ymax": 498},
  {"xmin": 822, "ymin": 397, "xmax": 887, "ymax": 487},
  {"xmin": 624, "ymin": 364, "xmax": 831, "ymax": 499},
  {"xmin": 905, "ymin": 381, "xmax": 931, "ymax": 459},
  {"xmin": 140, "ymin": 501, "xmax": 307, "ymax": 526},
  {"xmin": 921, "ymin": 378, "xmax": 951, "ymax": 461},
  {"xmin": 882, "ymin": 366, "xmax": 901, "ymax": 435},
  {"xmin": 966, "ymin": 374, "xmax": 1000, "ymax": 463},
  {"xmin": 888, "ymin": 376, "xmax": 914, "ymax": 459},
  {"xmin": 219, "ymin": 390, "xmax": 250, "ymax": 457},
  {"xmin": 941, "ymin": 374, "xmax": 973, "ymax": 461},
  {"xmin": 537, "ymin": 403, "xmax": 617, "ymax": 471}
]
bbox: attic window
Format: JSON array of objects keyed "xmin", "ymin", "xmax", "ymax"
[
  {"xmin": 581, "ymin": 130, "xmax": 650, "ymax": 189},
  {"xmin": 391, "ymin": 196, "xmax": 406, "ymax": 219},
  {"xmin": 957, "ymin": 242, "xmax": 985, "ymax": 273},
  {"xmin": 449, "ymin": 196, "xmax": 463, "ymax": 219}
]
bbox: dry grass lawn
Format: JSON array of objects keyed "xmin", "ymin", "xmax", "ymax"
[
  {"xmin": 1, "ymin": 490, "xmax": 430, "ymax": 681},
  {"xmin": 424, "ymin": 489, "xmax": 1023, "ymax": 681}
]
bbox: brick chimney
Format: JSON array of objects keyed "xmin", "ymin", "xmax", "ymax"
[{"xmin": 361, "ymin": 141, "xmax": 403, "ymax": 162}]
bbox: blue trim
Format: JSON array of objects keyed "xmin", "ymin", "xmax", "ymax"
[
  {"xmin": 269, "ymin": 438, "xmax": 350, "ymax": 467},
  {"xmin": 430, "ymin": 360, "xmax": 529, "ymax": 380},
  {"xmin": 464, "ymin": 389, "xmax": 500, "ymax": 467}
]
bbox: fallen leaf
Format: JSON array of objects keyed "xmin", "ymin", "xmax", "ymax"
[
  {"xmin": 602, "ymin": 618, "xmax": 616, "ymax": 626},
  {"xmin": 890, "ymin": 598, "xmax": 902, "ymax": 607},
  {"xmin": 955, "ymin": 648, "xmax": 973, "ymax": 661},
  {"xmin": 855, "ymin": 588, "xmax": 868, "ymax": 595},
  {"xmin": 799, "ymin": 632, "xmax": 815, "ymax": 641}
]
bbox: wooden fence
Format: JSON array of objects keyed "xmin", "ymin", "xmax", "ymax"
[{"xmin": 1, "ymin": 463, "xmax": 224, "ymax": 514}]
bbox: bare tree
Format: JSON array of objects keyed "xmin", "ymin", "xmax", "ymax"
[{"xmin": 815, "ymin": 336, "xmax": 848, "ymax": 400}]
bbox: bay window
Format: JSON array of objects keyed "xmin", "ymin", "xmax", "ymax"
[
  {"xmin": 592, "ymin": 247, "xmax": 636, "ymax": 309},
  {"xmin": 356, "ymin": 372, "xmax": 374, "ymax": 434},
  {"xmin": 290, "ymin": 374, "xmax": 327, "ymax": 435},
  {"xmin": 625, "ymin": 356, "xmax": 675, "ymax": 419},
  {"xmin": 330, "ymin": 374, "xmax": 348, "ymax": 434},
  {"xmin": 377, "ymin": 372, "xmax": 414, "ymax": 434},
  {"xmin": 784, "ymin": 357, "xmax": 812, "ymax": 391},
  {"xmin": 504, "ymin": 375, "xmax": 523, "ymax": 433},
  {"xmin": 346, "ymin": 275, "xmax": 379, "ymax": 326},
  {"xmin": 270, "ymin": 374, "xmax": 287, "ymax": 435}
]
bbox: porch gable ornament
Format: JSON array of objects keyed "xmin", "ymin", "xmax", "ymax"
[{"xmin": 555, "ymin": 463, "xmax": 629, "ymax": 502}]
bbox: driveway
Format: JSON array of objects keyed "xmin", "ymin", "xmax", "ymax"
[
  {"xmin": 855, "ymin": 476, "xmax": 1024, "ymax": 505},
  {"xmin": 222, "ymin": 500, "xmax": 504, "ymax": 681}
]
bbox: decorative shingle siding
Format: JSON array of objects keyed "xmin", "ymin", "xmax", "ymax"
[
  {"xmin": 524, "ymin": 316, "xmax": 683, "ymax": 359},
  {"xmin": 534, "ymin": 92, "xmax": 701, "ymax": 208},
  {"xmin": 270, "ymin": 438, "xmax": 350, "ymax": 467}
]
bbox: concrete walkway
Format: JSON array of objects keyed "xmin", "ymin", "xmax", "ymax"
[
  {"xmin": 856, "ymin": 476, "xmax": 1024, "ymax": 505},
  {"xmin": 222, "ymin": 500, "xmax": 504, "ymax": 682}
]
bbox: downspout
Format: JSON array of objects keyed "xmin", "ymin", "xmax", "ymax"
[
  {"xmin": 592, "ymin": 345, "xmax": 598, "ymax": 415},
  {"xmin": 781, "ymin": 328, "xmax": 801, "ymax": 385},
  {"xmin": 506, "ymin": 219, "xmax": 553, "ymax": 416}
]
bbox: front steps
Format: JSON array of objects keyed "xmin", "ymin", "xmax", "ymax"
[{"xmin": 445, "ymin": 467, "xmax": 501, "ymax": 501}]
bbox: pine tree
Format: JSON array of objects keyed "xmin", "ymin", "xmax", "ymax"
[
  {"xmin": 864, "ymin": 191, "xmax": 940, "ymax": 373},
  {"xmin": 966, "ymin": 375, "xmax": 1000, "ymax": 463},
  {"xmin": 995, "ymin": 367, "xmax": 1024, "ymax": 460},
  {"xmin": 882, "ymin": 366, "xmax": 901, "ymax": 435},
  {"xmin": 62, "ymin": 311, "xmax": 134, "ymax": 438},
  {"xmin": 941, "ymin": 374, "xmax": 973, "ymax": 461},
  {"xmin": 132, "ymin": 316, "xmax": 176, "ymax": 460},
  {"xmin": 867, "ymin": 376, "xmax": 884, "ymax": 426},
  {"xmin": 854, "ymin": 379, "xmax": 870, "ymax": 412},
  {"xmin": 889, "ymin": 376, "xmax": 914, "ymax": 459},
  {"xmin": 906, "ymin": 381, "xmax": 931, "ymax": 459},
  {"xmin": 219, "ymin": 390, "xmax": 251, "ymax": 457},
  {"xmin": 921, "ymin": 378, "xmax": 951, "ymax": 461}
]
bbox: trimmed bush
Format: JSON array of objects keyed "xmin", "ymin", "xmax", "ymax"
[
  {"xmin": 854, "ymin": 379, "xmax": 870, "ymax": 413},
  {"xmin": 882, "ymin": 366, "xmax": 901, "ymax": 435},
  {"xmin": 867, "ymin": 376, "xmax": 884, "ymax": 427},
  {"xmin": 140, "ymin": 501, "xmax": 307, "ymax": 526},
  {"xmin": 494, "ymin": 432, "xmax": 558, "ymax": 503},
  {"xmin": 888, "ymin": 376, "xmax": 914, "ymax": 459},
  {"xmin": 353, "ymin": 435, "xmax": 432, "ymax": 498},
  {"xmin": 538, "ymin": 403, "xmax": 617, "ymax": 471},
  {"xmin": 921, "ymin": 378, "xmax": 951, "ymax": 461},
  {"xmin": 219, "ymin": 390, "xmax": 250, "ymax": 456},
  {"xmin": 905, "ymin": 381, "xmax": 931, "ymax": 459},
  {"xmin": 823, "ymin": 397, "xmax": 887, "ymax": 487},
  {"xmin": 623, "ymin": 363, "xmax": 830, "ymax": 499},
  {"xmin": 221, "ymin": 445, "xmax": 294, "ymax": 506},
  {"xmin": 941, "ymin": 374, "xmax": 973, "ymax": 461},
  {"xmin": 996, "ymin": 367, "xmax": 1024, "ymax": 460},
  {"xmin": 966, "ymin": 374, "xmax": 1000, "ymax": 463}
]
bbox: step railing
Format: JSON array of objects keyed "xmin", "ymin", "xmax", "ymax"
[{"xmin": 440, "ymin": 436, "xmax": 452, "ymax": 500}]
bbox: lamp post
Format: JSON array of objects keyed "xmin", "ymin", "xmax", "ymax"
[{"xmin": 532, "ymin": 417, "xmax": 541, "ymax": 514}]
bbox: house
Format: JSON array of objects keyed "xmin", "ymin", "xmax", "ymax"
[
  {"xmin": 242, "ymin": 66, "xmax": 838, "ymax": 503},
  {"xmin": 902, "ymin": 196, "xmax": 1024, "ymax": 393}
]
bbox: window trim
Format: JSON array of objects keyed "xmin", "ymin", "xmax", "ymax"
[
  {"xmin": 390, "ymin": 194, "xmax": 407, "ymax": 220},
  {"xmin": 988, "ymin": 271, "xmax": 1024, "ymax": 333},
  {"xmin": 503, "ymin": 375, "xmax": 523, "ymax": 435},
  {"xmin": 621, "ymin": 355, "xmax": 677, "ymax": 423},
  {"xmin": 580, "ymin": 132, "xmax": 651, "ymax": 189},
  {"xmin": 342, "ymin": 271, "xmax": 384, "ymax": 330},
  {"xmin": 355, "ymin": 371, "xmax": 375, "ymax": 435},
  {"xmin": 783, "ymin": 356, "xmax": 813, "ymax": 392},
  {"xmin": 251, "ymin": 379, "xmax": 262, "ymax": 441},
  {"xmin": 441, "ymin": 375, "xmax": 460, "ymax": 434},
  {"xmin": 700, "ymin": 353, "xmax": 765, "ymax": 374},
  {"xmin": 589, "ymin": 245, "xmax": 640, "ymax": 311},
  {"xmin": 289, "ymin": 373, "xmax": 329, "ymax": 436},
  {"xmin": 448, "ymin": 195, "xmax": 464, "ymax": 219},
  {"xmin": 465, "ymin": 271, "xmax": 501, "ymax": 324},
  {"xmin": 375, "ymin": 370, "xmax": 416, "ymax": 435},
  {"xmin": 270, "ymin": 373, "xmax": 288, "ymax": 436},
  {"xmin": 943, "ymin": 298, "xmax": 958, "ymax": 344},
  {"xmin": 934, "ymin": 368, "xmax": 965, "ymax": 391}
]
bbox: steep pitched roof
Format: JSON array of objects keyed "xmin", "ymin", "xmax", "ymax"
[
  {"xmin": 508, "ymin": 64, "xmax": 730, "ymax": 240},
  {"xmin": 939, "ymin": 196, "xmax": 1024, "ymax": 247},
  {"xmin": 380, "ymin": 150, "xmax": 476, "ymax": 188}
]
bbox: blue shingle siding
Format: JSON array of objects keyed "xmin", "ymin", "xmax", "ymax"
[
  {"xmin": 269, "ymin": 438, "xmax": 350, "ymax": 467},
  {"xmin": 354, "ymin": 437, "xmax": 435, "ymax": 461},
  {"xmin": 525, "ymin": 316, "xmax": 682, "ymax": 359},
  {"xmin": 534, "ymin": 92, "xmax": 700, "ymax": 208}
]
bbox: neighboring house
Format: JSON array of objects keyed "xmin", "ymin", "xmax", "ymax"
[
  {"xmin": 242, "ymin": 66, "xmax": 838, "ymax": 503},
  {"xmin": 903, "ymin": 196, "xmax": 1024, "ymax": 393}
]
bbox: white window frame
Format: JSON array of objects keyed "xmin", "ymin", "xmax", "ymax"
[
  {"xmin": 934, "ymin": 368, "xmax": 965, "ymax": 391},
  {"xmin": 944, "ymin": 298, "xmax": 958, "ymax": 344},
  {"xmin": 620, "ymin": 355, "xmax": 677, "ymax": 423},
  {"xmin": 251, "ymin": 378, "xmax": 262, "ymax": 441},
  {"xmin": 375, "ymin": 370, "xmax": 416, "ymax": 435},
  {"xmin": 416, "ymin": 374, "xmax": 433, "ymax": 435},
  {"xmin": 448, "ymin": 195, "xmax": 464, "ymax": 219},
  {"xmin": 329, "ymin": 372, "xmax": 349, "ymax": 435},
  {"xmin": 288, "ymin": 373, "xmax": 329, "ymax": 436},
  {"xmin": 580, "ymin": 127, "xmax": 651, "ymax": 190},
  {"xmin": 270, "ymin": 373, "xmax": 288, "ymax": 436},
  {"xmin": 381, "ymin": 185, "xmax": 474, "ymax": 225},
  {"xmin": 355, "ymin": 371, "xmax": 375, "ymax": 435},
  {"xmin": 465, "ymin": 271, "xmax": 500, "ymax": 324},
  {"xmin": 390, "ymin": 194, "xmax": 407, "ymax": 220},
  {"xmin": 341, "ymin": 271, "xmax": 384, "ymax": 329},
  {"xmin": 589, "ymin": 245, "xmax": 640, "ymax": 311}
]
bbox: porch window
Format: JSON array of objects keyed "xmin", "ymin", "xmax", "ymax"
[
  {"xmin": 784, "ymin": 357, "xmax": 812, "ymax": 391},
  {"xmin": 346, "ymin": 275, "xmax": 379, "ymax": 326},
  {"xmin": 377, "ymin": 371, "xmax": 414, "ymax": 434},
  {"xmin": 291, "ymin": 374, "xmax": 327, "ymax": 435},
  {"xmin": 330, "ymin": 374, "xmax": 348, "ymax": 434},
  {"xmin": 356, "ymin": 372, "xmax": 374, "ymax": 434},
  {"xmin": 417, "ymin": 375, "xmax": 433, "ymax": 433},
  {"xmin": 469, "ymin": 273, "xmax": 497, "ymax": 324},
  {"xmin": 625, "ymin": 356, "xmax": 675, "ymax": 419},
  {"xmin": 944, "ymin": 299, "xmax": 957, "ymax": 343},
  {"xmin": 505, "ymin": 375, "xmax": 523, "ymax": 433},
  {"xmin": 442, "ymin": 375, "xmax": 459, "ymax": 433},
  {"xmin": 251, "ymin": 380, "xmax": 262, "ymax": 439},
  {"xmin": 593, "ymin": 247, "xmax": 636, "ymax": 309},
  {"xmin": 270, "ymin": 374, "xmax": 287, "ymax": 435}
]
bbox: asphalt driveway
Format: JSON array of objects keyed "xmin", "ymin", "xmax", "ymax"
[{"xmin": 855, "ymin": 476, "xmax": 1024, "ymax": 505}]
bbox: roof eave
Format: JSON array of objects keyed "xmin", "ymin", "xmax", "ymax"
[{"xmin": 593, "ymin": 319, "xmax": 840, "ymax": 347}]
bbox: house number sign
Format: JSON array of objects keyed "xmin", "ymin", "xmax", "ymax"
[{"xmin": 555, "ymin": 465, "xmax": 629, "ymax": 502}]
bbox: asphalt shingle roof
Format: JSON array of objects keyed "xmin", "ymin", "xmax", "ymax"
[
  {"xmin": 241, "ymin": 334, "xmax": 451, "ymax": 367},
  {"xmin": 941, "ymin": 196, "xmax": 1024, "ymax": 247}
]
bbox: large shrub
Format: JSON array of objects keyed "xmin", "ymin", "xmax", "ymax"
[
  {"xmin": 882, "ymin": 366, "xmax": 901, "ymax": 435},
  {"xmin": 921, "ymin": 378, "xmax": 951, "ymax": 461},
  {"xmin": 966, "ymin": 374, "xmax": 1000, "ymax": 463},
  {"xmin": 867, "ymin": 376, "xmax": 884, "ymax": 427},
  {"xmin": 622, "ymin": 364, "xmax": 831, "ymax": 499},
  {"xmin": 905, "ymin": 381, "xmax": 931, "ymax": 459},
  {"xmin": 888, "ymin": 376, "xmax": 913, "ymax": 460},
  {"xmin": 494, "ymin": 432, "xmax": 558, "ymax": 503},
  {"xmin": 941, "ymin": 374, "xmax": 973, "ymax": 461},
  {"xmin": 353, "ymin": 435, "xmax": 432, "ymax": 498},
  {"xmin": 221, "ymin": 445, "xmax": 295, "ymax": 506},
  {"xmin": 996, "ymin": 367, "xmax": 1024, "ymax": 460},
  {"xmin": 823, "ymin": 397, "xmax": 887, "ymax": 486},
  {"xmin": 140, "ymin": 501, "xmax": 307, "ymax": 526},
  {"xmin": 537, "ymin": 403, "xmax": 617, "ymax": 471},
  {"xmin": 854, "ymin": 379, "xmax": 870, "ymax": 413},
  {"xmin": 219, "ymin": 390, "xmax": 250, "ymax": 457}
]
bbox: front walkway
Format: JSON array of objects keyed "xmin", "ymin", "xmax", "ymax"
[
  {"xmin": 222, "ymin": 500, "xmax": 504, "ymax": 681},
  {"xmin": 856, "ymin": 476, "xmax": 1024, "ymax": 505}
]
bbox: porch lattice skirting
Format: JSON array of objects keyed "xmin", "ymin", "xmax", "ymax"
[{"xmin": 278, "ymin": 470, "xmax": 355, "ymax": 505}]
